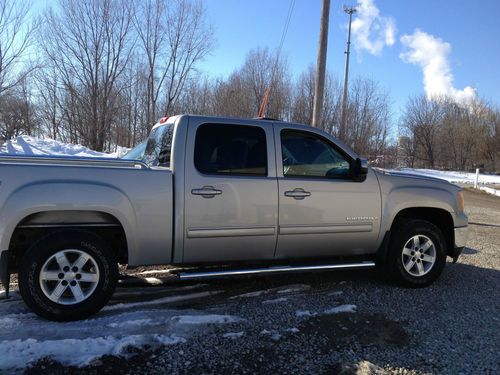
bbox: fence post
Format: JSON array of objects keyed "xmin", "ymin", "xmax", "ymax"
[{"xmin": 474, "ymin": 168, "xmax": 480, "ymax": 189}]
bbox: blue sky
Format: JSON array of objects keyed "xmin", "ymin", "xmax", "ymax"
[
  {"xmin": 31, "ymin": 0, "xmax": 500, "ymax": 120},
  {"xmin": 199, "ymin": 0, "xmax": 500, "ymax": 117}
]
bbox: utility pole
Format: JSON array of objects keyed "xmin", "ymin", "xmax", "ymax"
[
  {"xmin": 312, "ymin": 0, "xmax": 331, "ymax": 127},
  {"xmin": 340, "ymin": 5, "xmax": 356, "ymax": 141}
]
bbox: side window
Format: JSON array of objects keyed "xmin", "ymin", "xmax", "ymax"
[
  {"xmin": 281, "ymin": 130, "xmax": 351, "ymax": 178},
  {"xmin": 194, "ymin": 123, "xmax": 268, "ymax": 176}
]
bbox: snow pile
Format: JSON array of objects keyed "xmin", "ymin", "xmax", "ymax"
[
  {"xmin": 383, "ymin": 168, "xmax": 500, "ymax": 185},
  {"xmin": 0, "ymin": 135, "xmax": 121, "ymax": 158}
]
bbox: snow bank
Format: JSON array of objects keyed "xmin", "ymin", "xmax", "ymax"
[
  {"xmin": 383, "ymin": 168, "xmax": 500, "ymax": 185},
  {"xmin": 479, "ymin": 186, "xmax": 500, "ymax": 197},
  {"xmin": 0, "ymin": 135, "xmax": 123, "ymax": 158}
]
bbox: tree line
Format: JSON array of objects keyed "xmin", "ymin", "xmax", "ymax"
[{"xmin": 0, "ymin": 0, "xmax": 498, "ymax": 171}]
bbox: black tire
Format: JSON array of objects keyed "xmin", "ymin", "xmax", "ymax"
[
  {"xmin": 18, "ymin": 229, "xmax": 118, "ymax": 321},
  {"xmin": 387, "ymin": 219, "xmax": 447, "ymax": 288}
]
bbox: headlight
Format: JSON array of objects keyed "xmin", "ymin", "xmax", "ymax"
[{"xmin": 457, "ymin": 191, "xmax": 465, "ymax": 212}]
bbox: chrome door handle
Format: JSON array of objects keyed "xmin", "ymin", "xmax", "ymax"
[
  {"xmin": 191, "ymin": 186, "xmax": 222, "ymax": 198},
  {"xmin": 284, "ymin": 188, "xmax": 311, "ymax": 200}
]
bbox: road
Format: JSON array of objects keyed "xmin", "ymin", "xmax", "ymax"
[{"xmin": 1, "ymin": 189, "xmax": 498, "ymax": 374}]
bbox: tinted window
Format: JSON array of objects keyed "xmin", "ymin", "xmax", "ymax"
[
  {"xmin": 143, "ymin": 124, "xmax": 173, "ymax": 166},
  {"xmin": 281, "ymin": 130, "xmax": 351, "ymax": 178},
  {"xmin": 195, "ymin": 124, "xmax": 267, "ymax": 176}
]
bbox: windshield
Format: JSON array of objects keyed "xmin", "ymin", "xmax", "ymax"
[
  {"xmin": 143, "ymin": 124, "xmax": 174, "ymax": 166},
  {"xmin": 121, "ymin": 140, "xmax": 147, "ymax": 160}
]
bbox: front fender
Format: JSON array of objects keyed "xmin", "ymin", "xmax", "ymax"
[
  {"xmin": 381, "ymin": 186, "xmax": 456, "ymax": 233},
  {"xmin": 0, "ymin": 181, "xmax": 137, "ymax": 257}
]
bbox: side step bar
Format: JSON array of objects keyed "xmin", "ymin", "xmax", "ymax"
[{"xmin": 179, "ymin": 261, "xmax": 376, "ymax": 280}]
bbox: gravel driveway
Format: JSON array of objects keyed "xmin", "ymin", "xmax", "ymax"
[{"xmin": 10, "ymin": 190, "xmax": 500, "ymax": 374}]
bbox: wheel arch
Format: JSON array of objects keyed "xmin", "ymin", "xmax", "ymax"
[
  {"xmin": 7, "ymin": 210, "xmax": 129, "ymax": 273},
  {"xmin": 390, "ymin": 207, "xmax": 454, "ymax": 256}
]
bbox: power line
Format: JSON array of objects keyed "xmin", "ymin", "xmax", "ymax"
[{"xmin": 258, "ymin": 0, "xmax": 296, "ymax": 117}]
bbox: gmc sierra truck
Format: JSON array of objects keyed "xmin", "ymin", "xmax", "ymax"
[{"xmin": 0, "ymin": 115, "xmax": 468, "ymax": 321}]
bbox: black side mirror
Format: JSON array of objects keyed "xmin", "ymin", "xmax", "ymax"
[{"xmin": 352, "ymin": 158, "xmax": 368, "ymax": 182}]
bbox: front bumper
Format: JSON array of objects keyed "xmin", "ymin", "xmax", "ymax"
[
  {"xmin": 454, "ymin": 226, "xmax": 468, "ymax": 248},
  {"xmin": 450, "ymin": 226, "xmax": 468, "ymax": 260}
]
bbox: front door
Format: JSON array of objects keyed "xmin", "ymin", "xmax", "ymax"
[
  {"xmin": 275, "ymin": 126, "xmax": 381, "ymax": 259},
  {"xmin": 183, "ymin": 120, "xmax": 278, "ymax": 263}
]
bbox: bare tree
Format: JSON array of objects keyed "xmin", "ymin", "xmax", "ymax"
[
  {"xmin": 133, "ymin": 0, "xmax": 213, "ymax": 127},
  {"xmin": 343, "ymin": 78, "xmax": 390, "ymax": 158},
  {"xmin": 163, "ymin": 0, "xmax": 213, "ymax": 116},
  {"xmin": 239, "ymin": 47, "xmax": 291, "ymax": 119},
  {"xmin": 40, "ymin": 0, "xmax": 134, "ymax": 151},
  {"xmin": 0, "ymin": 0, "xmax": 38, "ymax": 96},
  {"xmin": 401, "ymin": 95, "xmax": 443, "ymax": 168},
  {"xmin": 291, "ymin": 65, "xmax": 342, "ymax": 133}
]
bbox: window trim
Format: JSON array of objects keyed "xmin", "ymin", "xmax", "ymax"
[
  {"xmin": 279, "ymin": 128, "xmax": 354, "ymax": 180},
  {"xmin": 194, "ymin": 123, "xmax": 269, "ymax": 177}
]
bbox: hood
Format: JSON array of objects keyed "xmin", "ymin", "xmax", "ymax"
[{"xmin": 374, "ymin": 168, "xmax": 454, "ymax": 185}]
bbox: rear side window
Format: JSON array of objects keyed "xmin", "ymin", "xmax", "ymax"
[{"xmin": 194, "ymin": 123, "xmax": 267, "ymax": 176}]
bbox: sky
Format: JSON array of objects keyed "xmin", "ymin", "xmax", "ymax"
[
  {"xmin": 198, "ymin": 0, "xmax": 500, "ymax": 118},
  {"xmin": 30, "ymin": 0, "xmax": 500, "ymax": 123}
]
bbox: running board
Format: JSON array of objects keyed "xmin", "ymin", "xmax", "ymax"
[{"xmin": 178, "ymin": 261, "xmax": 376, "ymax": 280}]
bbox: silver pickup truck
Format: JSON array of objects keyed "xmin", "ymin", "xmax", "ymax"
[{"xmin": 0, "ymin": 115, "xmax": 468, "ymax": 321}]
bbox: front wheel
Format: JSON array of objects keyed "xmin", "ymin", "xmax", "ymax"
[
  {"xmin": 387, "ymin": 219, "xmax": 447, "ymax": 288},
  {"xmin": 19, "ymin": 230, "xmax": 118, "ymax": 321}
]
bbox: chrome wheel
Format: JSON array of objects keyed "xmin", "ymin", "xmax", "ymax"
[
  {"xmin": 39, "ymin": 249, "xmax": 100, "ymax": 305},
  {"xmin": 401, "ymin": 235, "xmax": 436, "ymax": 277}
]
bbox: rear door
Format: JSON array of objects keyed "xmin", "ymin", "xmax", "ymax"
[
  {"xmin": 274, "ymin": 125, "xmax": 381, "ymax": 259},
  {"xmin": 183, "ymin": 119, "xmax": 278, "ymax": 263}
]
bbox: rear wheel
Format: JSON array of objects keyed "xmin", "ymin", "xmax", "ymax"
[
  {"xmin": 19, "ymin": 230, "xmax": 118, "ymax": 321},
  {"xmin": 387, "ymin": 219, "xmax": 447, "ymax": 287}
]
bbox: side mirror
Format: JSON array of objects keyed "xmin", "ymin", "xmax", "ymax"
[{"xmin": 352, "ymin": 158, "xmax": 368, "ymax": 182}]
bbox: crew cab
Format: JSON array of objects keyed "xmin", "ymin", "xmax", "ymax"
[{"xmin": 0, "ymin": 115, "xmax": 468, "ymax": 320}]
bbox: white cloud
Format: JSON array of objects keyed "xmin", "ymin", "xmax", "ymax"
[
  {"xmin": 400, "ymin": 29, "xmax": 476, "ymax": 104},
  {"xmin": 351, "ymin": 0, "xmax": 397, "ymax": 55}
]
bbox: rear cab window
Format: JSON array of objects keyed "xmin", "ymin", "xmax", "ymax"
[
  {"xmin": 194, "ymin": 123, "xmax": 268, "ymax": 176},
  {"xmin": 143, "ymin": 124, "xmax": 174, "ymax": 166}
]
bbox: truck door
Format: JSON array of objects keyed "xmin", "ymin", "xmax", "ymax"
[
  {"xmin": 183, "ymin": 120, "xmax": 278, "ymax": 263},
  {"xmin": 274, "ymin": 125, "xmax": 381, "ymax": 259}
]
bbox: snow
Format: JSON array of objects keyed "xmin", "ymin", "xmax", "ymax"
[
  {"xmin": 230, "ymin": 284, "xmax": 310, "ymax": 299},
  {"xmin": 0, "ymin": 135, "xmax": 123, "ymax": 158},
  {"xmin": 172, "ymin": 314, "xmax": 241, "ymax": 325},
  {"xmin": 1, "ymin": 334, "xmax": 185, "ymax": 369},
  {"xmin": 259, "ymin": 329, "xmax": 282, "ymax": 341},
  {"xmin": 479, "ymin": 186, "xmax": 500, "ymax": 197},
  {"xmin": 222, "ymin": 331, "xmax": 245, "ymax": 339},
  {"xmin": 324, "ymin": 304, "xmax": 357, "ymax": 314},
  {"xmin": 0, "ymin": 290, "xmax": 239, "ymax": 372},
  {"xmin": 295, "ymin": 304, "xmax": 357, "ymax": 318},
  {"xmin": 295, "ymin": 310, "xmax": 317, "ymax": 318},
  {"xmin": 102, "ymin": 290, "xmax": 221, "ymax": 312},
  {"xmin": 262, "ymin": 297, "xmax": 289, "ymax": 304},
  {"xmin": 383, "ymin": 168, "xmax": 500, "ymax": 185}
]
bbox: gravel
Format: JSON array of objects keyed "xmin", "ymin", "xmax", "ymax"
[{"xmin": 22, "ymin": 190, "xmax": 500, "ymax": 374}]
